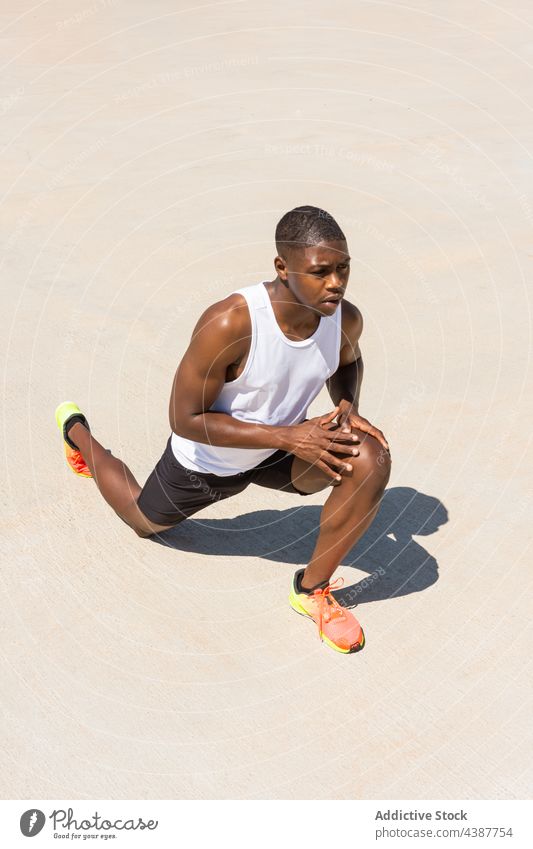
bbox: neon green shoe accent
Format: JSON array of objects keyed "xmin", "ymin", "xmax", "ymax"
[
  {"xmin": 55, "ymin": 401, "xmax": 85, "ymax": 434},
  {"xmin": 54, "ymin": 401, "xmax": 92, "ymax": 478}
]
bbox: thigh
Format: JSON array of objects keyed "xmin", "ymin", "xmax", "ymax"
[
  {"xmin": 128, "ymin": 503, "xmax": 177, "ymax": 537},
  {"xmin": 136, "ymin": 436, "xmax": 250, "ymax": 528},
  {"xmin": 290, "ymin": 455, "xmax": 338, "ymax": 494},
  {"xmin": 250, "ymin": 449, "xmax": 332, "ymax": 496}
]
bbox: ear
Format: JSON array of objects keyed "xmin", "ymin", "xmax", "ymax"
[{"xmin": 274, "ymin": 254, "xmax": 289, "ymax": 282}]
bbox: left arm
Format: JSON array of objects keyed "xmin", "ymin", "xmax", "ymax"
[
  {"xmin": 326, "ymin": 301, "xmax": 389, "ymax": 451},
  {"xmin": 326, "ymin": 300, "xmax": 364, "ymax": 413}
]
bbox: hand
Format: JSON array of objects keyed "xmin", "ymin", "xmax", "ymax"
[
  {"xmin": 336, "ymin": 399, "xmax": 390, "ymax": 453},
  {"xmin": 282, "ymin": 407, "xmax": 361, "ymax": 481}
]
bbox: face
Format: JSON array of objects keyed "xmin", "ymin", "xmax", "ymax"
[{"xmin": 275, "ymin": 239, "xmax": 350, "ymax": 315}]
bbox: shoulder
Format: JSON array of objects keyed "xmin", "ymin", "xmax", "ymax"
[
  {"xmin": 188, "ymin": 292, "xmax": 251, "ymax": 365},
  {"xmin": 193, "ymin": 292, "xmax": 251, "ymax": 341},
  {"xmin": 340, "ymin": 299, "xmax": 363, "ymax": 341},
  {"xmin": 337, "ymin": 299, "xmax": 363, "ymax": 366}
]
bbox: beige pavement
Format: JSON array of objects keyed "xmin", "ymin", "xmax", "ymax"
[{"xmin": 1, "ymin": 0, "xmax": 532, "ymax": 799}]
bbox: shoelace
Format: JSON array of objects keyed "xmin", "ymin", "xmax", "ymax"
[{"xmin": 311, "ymin": 577, "xmax": 345, "ymax": 641}]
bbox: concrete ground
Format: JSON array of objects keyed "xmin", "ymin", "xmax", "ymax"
[{"xmin": 1, "ymin": 0, "xmax": 532, "ymax": 799}]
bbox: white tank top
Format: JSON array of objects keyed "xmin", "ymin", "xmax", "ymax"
[{"xmin": 170, "ymin": 281, "xmax": 342, "ymax": 475}]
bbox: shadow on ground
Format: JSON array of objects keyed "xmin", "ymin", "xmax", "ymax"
[{"xmin": 151, "ymin": 486, "xmax": 447, "ymax": 606}]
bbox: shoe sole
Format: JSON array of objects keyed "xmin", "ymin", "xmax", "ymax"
[{"xmin": 289, "ymin": 594, "xmax": 365, "ymax": 654}]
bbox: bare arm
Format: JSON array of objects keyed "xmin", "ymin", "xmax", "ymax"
[
  {"xmin": 326, "ymin": 300, "xmax": 364, "ymax": 412},
  {"xmin": 169, "ymin": 295, "xmax": 287, "ymax": 450},
  {"xmin": 327, "ymin": 300, "xmax": 389, "ymax": 450}
]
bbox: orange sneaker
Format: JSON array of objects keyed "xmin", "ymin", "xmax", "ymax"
[
  {"xmin": 63, "ymin": 442, "xmax": 92, "ymax": 478},
  {"xmin": 289, "ymin": 569, "xmax": 365, "ymax": 653},
  {"xmin": 55, "ymin": 401, "xmax": 92, "ymax": 478}
]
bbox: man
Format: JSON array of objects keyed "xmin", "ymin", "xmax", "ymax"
[{"xmin": 55, "ymin": 205, "xmax": 391, "ymax": 653}]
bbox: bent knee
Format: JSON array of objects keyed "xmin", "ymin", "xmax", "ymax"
[
  {"xmin": 133, "ymin": 520, "xmax": 173, "ymax": 538},
  {"xmin": 352, "ymin": 431, "xmax": 391, "ymax": 488},
  {"xmin": 122, "ymin": 498, "xmax": 174, "ymax": 538},
  {"xmin": 134, "ymin": 527, "xmax": 153, "ymax": 538}
]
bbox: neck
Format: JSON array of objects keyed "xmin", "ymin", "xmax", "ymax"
[{"xmin": 266, "ymin": 278, "xmax": 320, "ymax": 338}]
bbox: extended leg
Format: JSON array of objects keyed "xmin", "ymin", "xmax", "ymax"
[{"xmin": 68, "ymin": 422, "xmax": 174, "ymax": 537}]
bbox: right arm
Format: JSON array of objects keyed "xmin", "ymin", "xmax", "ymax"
[{"xmin": 168, "ymin": 296, "xmax": 358, "ymax": 479}]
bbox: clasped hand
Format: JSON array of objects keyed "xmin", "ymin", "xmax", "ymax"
[{"xmin": 283, "ymin": 404, "xmax": 389, "ymax": 481}]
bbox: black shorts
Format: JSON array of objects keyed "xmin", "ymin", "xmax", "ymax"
[{"xmin": 137, "ymin": 435, "xmax": 311, "ymax": 527}]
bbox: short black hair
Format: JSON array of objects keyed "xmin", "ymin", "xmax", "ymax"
[{"xmin": 275, "ymin": 205, "xmax": 346, "ymax": 256}]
